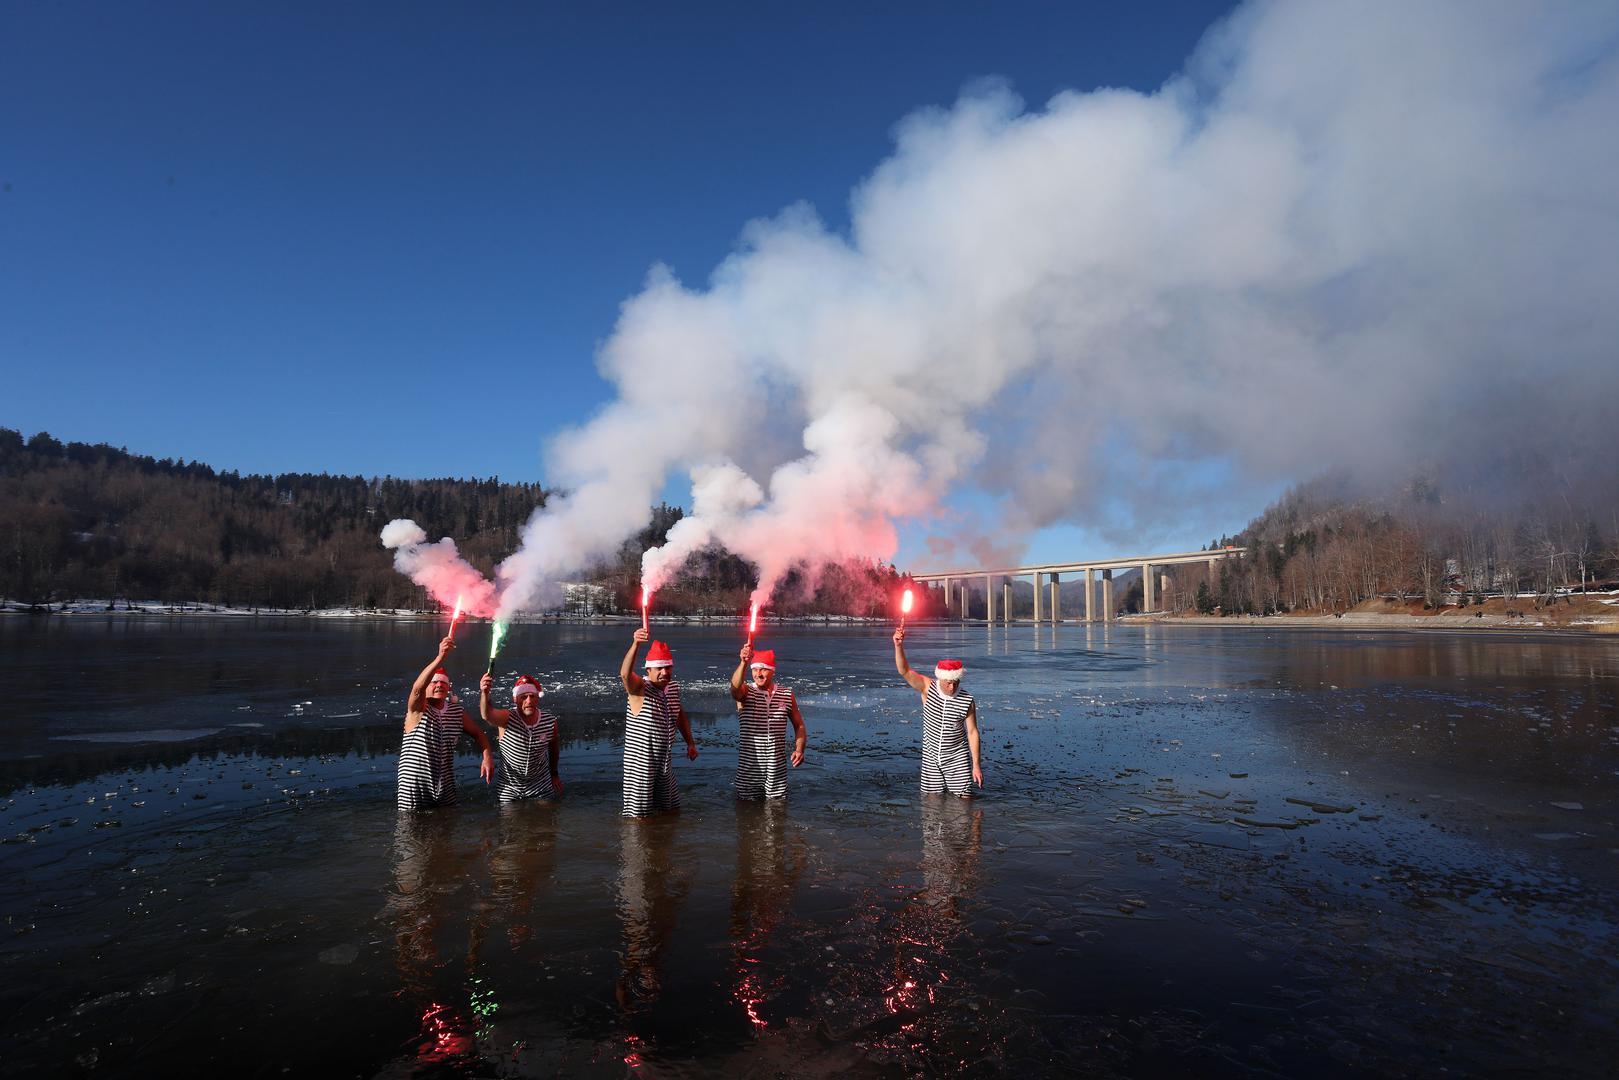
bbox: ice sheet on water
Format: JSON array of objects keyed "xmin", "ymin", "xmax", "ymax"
[{"xmin": 51, "ymin": 729, "xmax": 221, "ymax": 743}]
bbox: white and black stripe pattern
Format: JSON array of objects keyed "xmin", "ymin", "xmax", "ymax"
[
  {"xmin": 920, "ymin": 682, "xmax": 974, "ymax": 796},
  {"xmin": 497, "ymin": 708, "xmax": 557, "ymax": 802},
  {"xmin": 397, "ymin": 699, "xmax": 468, "ymax": 810},
  {"xmin": 622, "ymin": 683, "xmax": 680, "ymax": 817},
  {"xmin": 735, "ymin": 683, "xmax": 795, "ymax": 799}
]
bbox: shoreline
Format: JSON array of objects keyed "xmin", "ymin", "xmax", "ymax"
[
  {"xmin": 6, "ymin": 600, "xmax": 1617, "ymax": 634},
  {"xmin": 0, "ymin": 600, "xmax": 893, "ymax": 625},
  {"xmin": 1138, "ymin": 612, "xmax": 1619, "ymax": 634}
]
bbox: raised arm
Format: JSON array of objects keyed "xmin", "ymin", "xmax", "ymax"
[
  {"xmin": 408, "ymin": 636, "xmax": 455, "ymax": 716},
  {"xmin": 730, "ymin": 642, "xmax": 752, "ymax": 702},
  {"xmin": 965, "ymin": 701, "xmax": 983, "ymax": 789},
  {"xmin": 788, "ymin": 695, "xmax": 807, "ymax": 768},
  {"xmin": 892, "ymin": 628, "xmax": 928, "ymax": 693},
  {"xmin": 621, "ymin": 628, "xmax": 648, "ymax": 695},
  {"xmin": 478, "ymin": 672, "xmax": 512, "ymax": 730}
]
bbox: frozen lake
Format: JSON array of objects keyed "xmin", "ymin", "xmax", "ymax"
[{"xmin": 2, "ymin": 617, "xmax": 1616, "ymax": 1076}]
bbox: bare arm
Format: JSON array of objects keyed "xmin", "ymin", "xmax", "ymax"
[
  {"xmin": 478, "ymin": 673, "xmax": 511, "ymax": 730},
  {"xmin": 965, "ymin": 701, "xmax": 983, "ymax": 788},
  {"xmin": 788, "ymin": 695, "xmax": 806, "ymax": 768},
  {"xmin": 730, "ymin": 642, "xmax": 752, "ymax": 702},
  {"xmin": 548, "ymin": 716, "xmax": 562, "ymax": 790},
  {"xmin": 459, "ymin": 707, "xmax": 494, "ymax": 784},
  {"xmin": 405, "ymin": 636, "xmax": 454, "ymax": 733},
  {"xmin": 621, "ymin": 629, "xmax": 647, "ymax": 695},
  {"xmin": 893, "ymin": 628, "xmax": 928, "ymax": 693},
  {"xmin": 676, "ymin": 705, "xmax": 697, "ymax": 760}
]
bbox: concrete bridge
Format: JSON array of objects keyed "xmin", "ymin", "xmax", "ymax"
[{"xmin": 911, "ymin": 548, "xmax": 1245, "ymax": 623}]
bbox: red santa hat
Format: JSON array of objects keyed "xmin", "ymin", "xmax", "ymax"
[
  {"xmin": 644, "ymin": 640, "xmax": 674, "ymax": 668},
  {"xmin": 428, "ymin": 668, "xmax": 450, "ymax": 685},
  {"xmin": 934, "ymin": 659, "xmax": 965, "ymax": 681},
  {"xmin": 749, "ymin": 649, "xmax": 776, "ymax": 671},
  {"xmin": 512, "ymin": 675, "xmax": 543, "ymax": 701}
]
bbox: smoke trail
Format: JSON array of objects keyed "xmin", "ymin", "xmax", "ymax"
[
  {"xmin": 380, "ymin": 519, "xmax": 498, "ymax": 618},
  {"xmin": 391, "ymin": 0, "xmax": 1619, "ymax": 616}
]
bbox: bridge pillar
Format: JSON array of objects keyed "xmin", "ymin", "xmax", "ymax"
[
  {"xmin": 1001, "ymin": 581, "xmax": 1012, "ymax": 623},
  {"xmin": 984, "ymin": 575, "xmax": 994, "ymax": 622},
  {"xmin": 1049, "ymin": 572, "xmax": 1061, "ymax": 622},
  {"xmin": 959, "ymin": 583, "xmax": 969, "ymax": 621},
  {"xmin": 1102, "ymin": 569, "xmax": 1114, "ymax": 621},
  {"xmin": 1084, "ymin": 568, "xmax": 1094, "ymax": 622},
  {"xmin": 1161, "ymin": 572, "xmax": 1172, "ymax": 612},
  {"xmin": 1143, "ymin": 562, "xmax": 1155, "ymax": 613},
  {"xmin": 942, "ymin": 577, "xmax": 953, "ymax": 617},
  {"xmin": 1032, "ymin": 571, "xmax": 1043, "ymax": 624}
]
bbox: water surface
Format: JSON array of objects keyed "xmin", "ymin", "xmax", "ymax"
[{"xmin": 2, "ymin": 618, "xmax": 1616, "ymax": 1076}]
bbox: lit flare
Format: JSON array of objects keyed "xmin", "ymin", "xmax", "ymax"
[{"xmin": 485, "ymin": 620, "xmax": 508, "ymax": 675}]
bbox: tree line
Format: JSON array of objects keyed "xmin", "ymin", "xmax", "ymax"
[
  {"xmin": 0, "ymin": 428, "xmax": 546, "ymax": 610},
  {"xmin": 1173, "ymin": 473, "xmax": 1619, "ymax": 617},
  {"xmin": 0, "ymin": 429, "xmax": 930, "ymax": 617}
]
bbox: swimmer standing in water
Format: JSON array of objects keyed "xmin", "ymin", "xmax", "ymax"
[
  {"xmin": 892, "ymin": 628, "xmax": 983, "ymax": 797},
  {"xmin": 397, "ymin": 636, "xmax": 493, "ymax": 811},
  {"xmin": 478, "ymin": 672, "xmax": 563, "ymax": 802}
]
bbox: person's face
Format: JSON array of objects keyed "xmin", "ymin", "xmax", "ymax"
[
  {"xmin": 517, "ymin": 693, "xmax": 539, "ymax": 718},
  {"xmin": 644, "ymin": 664, "xmax": 671, "ymax": 688},
  {"xmin": 938, "ymin": 678, "xmax": 960, "ymax": 697},
  {"xmin": 751, "ymin": 665, "xmax": 774, "ymax": 689},
  {"xmin": 427, "ymin": 675, "xmax": 451, "ymax": 702}
]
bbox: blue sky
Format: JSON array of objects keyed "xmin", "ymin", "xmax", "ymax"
[{"xmin": 2, "ymin": 1, "xmax": 1246, "ymax": 566}]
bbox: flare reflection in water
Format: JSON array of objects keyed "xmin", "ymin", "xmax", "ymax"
[
  {"xmin": 730, "ymin": 799, "xmax": 806, "ymax": 1032},
  {"xmin": 615, "ymin": 817, "xmax": 691, "ymax": 1063},
  {"xmin": 386, "ymin": 814, "xmax": 480, "ymax": 1071},
  {"xmin": 885, "ymin": 798, "xmax": 984, "ymax": 1026}
]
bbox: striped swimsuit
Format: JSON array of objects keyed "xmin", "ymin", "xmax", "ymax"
[
  {"xmin": 920, "ymin": 682, "xmax": 975, "ymax": 796},
  {"xmin": 397, "ymin": 699, "xmax": 469, "ymax": 810},
  {"xmin": 622, "ymin": 681, "xmax": 681, "ymax": 817},
  {"xmin": 497, "ymin": 709, "xmax": 557, "ymax": 802},
  {"xmin": 735, "ymin": 683, "xmax": 795, "ymax": 800}
]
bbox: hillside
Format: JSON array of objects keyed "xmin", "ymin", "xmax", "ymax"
[
  {"xmin": 0, "ymin": 429, "xmax": 925, "ymax": 617},
  {"xmin": 0, "ymin": 429, "xmax": 546, "ymax": 610}
]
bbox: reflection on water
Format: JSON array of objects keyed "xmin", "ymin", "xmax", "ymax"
[
  {"xmin": 884, "ymin": 799, "xmax": 983, "ymax": 1034},
  {"xmin": 387, "ymin": 814, "xmax": 480, "ymax": 1073},
  {"xmin": 614, "ymin": 816, "xmax": 690, "ymax": 1050},
  {"xmin": 2, "ymin": 619, "xmax": 1617, "ymax": 1077},
  {"xmin": 730, "ymin": 799, "xmax": 805, "ymax": 1032}
]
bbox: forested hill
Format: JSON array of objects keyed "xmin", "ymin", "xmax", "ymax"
[
  {"xmin": 0, "ymin": 428, "xmax": 547, "ymax": 609},
  {"xmin": 1196, "ymin": 471, "xmax": 1618, "ymax": 617},
  {"xmin": 0, "ymin": 429, "xmax": 924, "ymax": 617}
]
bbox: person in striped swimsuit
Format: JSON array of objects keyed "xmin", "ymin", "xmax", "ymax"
[
  {"xmin": 478, "ymin": 672, "xmax": 563, "ymax": 802},
  {"xmin": 397, "ymin": 635, "xmax": 493, "ymax": 811},
  {"xmin": 729, "ymin": 643, "xmax": 806, "ymax": 799},
  {"xmin": 892, "ymin": 628, "xmax": 983, "ymax": 797},
  {"xmin": 619, "ymin": 628, "xmax": 698, "ymax": 817}
]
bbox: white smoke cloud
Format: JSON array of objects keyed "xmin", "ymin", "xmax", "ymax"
[
  {"xmin": 392, "ymin": 0, "xmax": 1619, "ymax": 616},
  {"xmin": 380, "ymin": 519, "xmax": 498, "ymax": 618}
]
